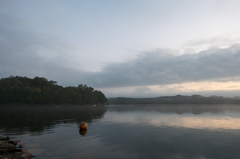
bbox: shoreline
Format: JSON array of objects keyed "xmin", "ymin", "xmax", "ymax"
[{"xmin": 0, "ymin": 136, "xmax": 33, "ymax": 159}]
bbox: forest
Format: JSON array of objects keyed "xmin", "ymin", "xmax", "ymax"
[
  {"xmin": 108, "ymin": 95, "xmax": 240, "ymax": 105},
  {"xmin": 0, "ymin": 76, "xmax": 108, "ymax": 105}
]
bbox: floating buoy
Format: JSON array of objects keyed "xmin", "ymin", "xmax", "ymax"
[{"xmin": 79, "ymin": 122, "xmax": 88, "ymax": 130}]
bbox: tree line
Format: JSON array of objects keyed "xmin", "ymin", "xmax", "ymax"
[
  {"xmin": 108, "ymin": 95, "xmax": 240, "ymax": 104},
  {"xmin": 0, "ymin": 76, "xmax": 108, "ymax": 105}
]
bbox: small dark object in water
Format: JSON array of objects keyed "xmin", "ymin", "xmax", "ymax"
[
  {"xmin": 79, "ymin": 122, "xmax": 88, "ymax": 130},
  {"xmin": 18, "ymin": 144, "xmax": 24, "ymax": 148}
]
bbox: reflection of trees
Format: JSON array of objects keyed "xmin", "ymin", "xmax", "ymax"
[
  {"xmin": 0, "ymin": 105, "xmax": 107, "ymax": 135},
  {"xmin": 108, "ymin": 104, "xmax": 240, "ymax": 115}
]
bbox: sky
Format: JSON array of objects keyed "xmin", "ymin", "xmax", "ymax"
[{"xmin": 1, "ymin": 0, "xmax": 240, "ymax": 98}]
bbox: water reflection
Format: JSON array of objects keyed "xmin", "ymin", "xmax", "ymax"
[
  {"xmin": 106, "ymin": 105, "xmax": 240, "ymax": 130},
  {"xmin": 106, "ymin": 111, "xmax": 240, "ymax": 130},
  {"xmin": 0, "ymin": 105, "xmax": 107, "ymax": 135},
  {"xmin": 108, "ymin": 104, "xmax": 240, "ymax": 115},
  {"xmin": 92, "ymin": 124, "xmax": 240, "ymax": 159},
  {"xmin": 83, "ymin": 105, "xmax": 240, "ymax": 159},
  {"xmin": 1, "ymin": 104, "xmax": 240, "ymax": 159},
  {"xmin": 79, "ymin": 129, "xmax": 88, "ymax": 136}
]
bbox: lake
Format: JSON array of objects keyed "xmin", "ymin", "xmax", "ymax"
[{"xmin": 1, "ymin": 104, "xmax": 240, "ymax": 159}]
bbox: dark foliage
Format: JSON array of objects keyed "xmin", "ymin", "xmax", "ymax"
[
  {"xmin": 0, "ymin": 76, "xmax": 108, "ymax": 104},
  {"xmin": 0, "ymin": 105, "xmax": 108, "ymax": 134}
]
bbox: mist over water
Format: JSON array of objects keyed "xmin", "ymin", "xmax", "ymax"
[{"xmin": 1, "ymin": 104, "xmax": 240, "ymax": 159}]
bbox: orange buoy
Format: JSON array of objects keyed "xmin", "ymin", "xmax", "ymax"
[{"xmin": 79, "ymin": 122, "xmax": 88, "ymax": 130}]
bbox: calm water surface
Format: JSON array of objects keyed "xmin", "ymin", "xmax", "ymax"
[{"xmin": 1, "ymin": 104, "xmax": 240, "ymax": 159}]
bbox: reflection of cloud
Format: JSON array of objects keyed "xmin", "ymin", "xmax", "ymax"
[
  {"xmin": 106, "ymin": 111, "xmax": 240, "ymax": 130},
  {"xmin": 150, "ymin": 116, "xmax": 240, "ymax": 130}
]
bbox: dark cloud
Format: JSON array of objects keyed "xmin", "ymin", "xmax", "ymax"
[{"xmin": 88, "ymin": 45, "xmax": 240, "ymax": 88}]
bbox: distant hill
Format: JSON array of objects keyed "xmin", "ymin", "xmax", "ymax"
[
  {"xmin": 0, "ymin": 76, "xmax": 108, "ymax": 105},
  {"xmin": 108, "ymin": 95, "xmax": 240, "ymax": 104}
]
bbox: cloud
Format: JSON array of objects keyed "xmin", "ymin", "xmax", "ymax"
[
  {"xmin": 181, "ymin": 35, "xmax": 240, "ymax": 54},
  {"xmin": 229, "ymin": 86, "xmax": 239, "ymax": 88},
  {"xmin": 1, "ymin": 4, "xmax": 240, "ymax": 91},
  {"xmin": 0, "ymin": 8, "xmax": 88, "ymax": 85},
  {"xmin": 87, "ymin": 44, "xmax": 240, "ymax": 88}
]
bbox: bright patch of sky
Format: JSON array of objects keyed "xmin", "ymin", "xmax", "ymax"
[{"xmin": 1, "ymin": 0, "xmax": 240, "ymax": 97}]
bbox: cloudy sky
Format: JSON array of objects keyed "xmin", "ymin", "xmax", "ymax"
[{"xmin": 1, "ymin": 0, "xmax": 240, "ymax": 97}]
